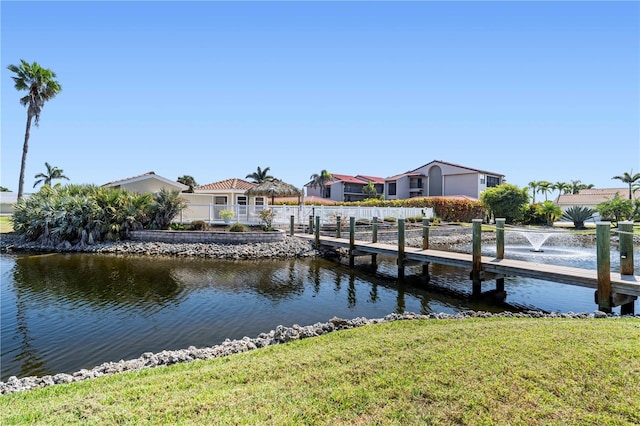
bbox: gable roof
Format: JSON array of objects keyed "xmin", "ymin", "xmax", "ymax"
[
  {"xmin": 408, "ymin": 160, "xmax": 504, "ymax": 178},
  {"xmin": 355, "ymin": 175, "xmax": 385, "ymax": 184},
  {"xmin": 194, "ymin": 178, "xmax": 255, "ymax": 191},
  {"xmin": 102, "ymin": 171, "xmax": 188, "ymax": 190},
  {"xmin": 556, "ymin": 188, "xmax": 637, "ymax": 205}
]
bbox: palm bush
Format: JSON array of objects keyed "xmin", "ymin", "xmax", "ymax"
[
  {"xmin": 561, "ymin": 206, "xmax": 595, "ymax": 229},
  {"xmin": 12, "ymin": 184, "xmax": 186, "ymax": 245}
]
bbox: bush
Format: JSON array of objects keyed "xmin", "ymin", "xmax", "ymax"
[
  {"xmin": 518, "ymin": 204, "xmax": 547, "ymax": 225},
  {"xmin": 480, "ymin": 184, "xmax": 529, "ymax": 223},
  {"xmin": 383, "ymin": 216, "xmax": 397, "ymax": 223},
  {"xmin": 190, "ymin": 220, "xmax": 207, "ymax": 231},
  {"xmin": 229, "ymin": 223, "xmax": 248, "ymax": 232},
  {"xmin": 561, "ymin": 206, "xmax": 595, "ymax": 229}
]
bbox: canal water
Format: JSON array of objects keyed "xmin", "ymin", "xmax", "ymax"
[{"xmin": 1, "ymin": 242, "xmax": 638, "ymax": 381}]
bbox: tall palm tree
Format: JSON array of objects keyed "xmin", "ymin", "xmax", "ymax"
[
  {"xmin": 8, "ymin": 59, "xmax": 62, "ymax": 201},
  {"xmin": 612, "ymin": 170, "xmax": 640, "ymax": 200},
  {"xmin": 537, "ymin": 181, "xmax": 553, "ymax": 201},
  {"xmin": 554, "ymin": 181, "xmax": 571, "ymax": 197},
  {"xmin": 246, "ymin": 166, "xmax": 274, "ymax": 184},
  {"xmin": 309, "ymin": 170, "xmax": 333, "ymax": 198},
  {"xmin": 528, "ymin": 181, "xmax": 539, "ymax": 203},
  {"xmin": 177, "ymin": 175, "xmax": 198, "ymax": 193},
  {"xmin": 33, "ymin": 162, "xmax": 69, "ymax": 188}
]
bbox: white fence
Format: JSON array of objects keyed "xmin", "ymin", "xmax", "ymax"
[{"xmin": 176, "ymin": 204, "xmax": 432, "ymax": 226}]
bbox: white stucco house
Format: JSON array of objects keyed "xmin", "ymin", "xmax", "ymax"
[
  {"xmin": 101, "ymin": 171, "xmax": 188, "ymax": 193},
  {"xmin": 555, "ymin": 188, "xmax": 637, "ymax": 220}
]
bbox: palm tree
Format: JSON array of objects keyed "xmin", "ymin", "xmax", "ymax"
[
  {"xmin": 246, "ymin": 166, "xmax": 274, "ymax": 184},
  {"xmin": 33, "ymin": 162, "xmax": 69, "ymax": 188},
  {"xmin": 612, "ymin": 170, "xmax": 640, "ymax": 200},
  {"xmin": 177, "ymin": 175, "xmax": 198, "ymax": 193},
  {"xmin": 554, "ymin": 181, "xmax": 571, "ymax": 198},
  {"xmin": 309, "ymin": 170, "xmax": 333, "ymax": 198},
  {"xmin": 528, "ymin": 181, "xmax": 539, "ymax": 203},
  {"xmin": 537, "ymin": 181, "xmax": 553, "ymax": 201},
  {"xmin": 8, "ymin": 60, "xmax": 62, "ymax": 201}
]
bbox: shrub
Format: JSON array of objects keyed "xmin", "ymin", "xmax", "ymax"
[
  {"xmin": 190, "ymin": 220, "xmax": 207, "ymax": 231},
  {"xmin": 150, "ymin": 188, "xmax": 187, "ymax": 230},
  {"xmin": 229, "ymin": 223, "xmax": 248, "ymax": 232},
  {"xmin": 561, "ymin": 206, "xmax": 595, "ymax": 229},
  {"xmin": 259, "ymin": 209, "xmax": 275, "ymax": 230},
  {"xmin": 518, "ymin": 204, "xmax": 547, "ymax": 225},
  {"xmin": 383, "ymin": 216, "xmax": 397, "ymax": 223},
  {"xmin": 480, "ymin": 184, "xmax": 529, "ymax": 223},
  {"xmin": 169, "ymin": 223, "xmax": 186, "ymax": 230}
]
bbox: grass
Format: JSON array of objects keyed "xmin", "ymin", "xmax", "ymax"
[
  {"xmin": 0, "ymin": 216, "xmax": 13, "ymax": 233},
  {"xmin": 2, "ymin": 318, "xmax": 639, "ymax": 425}
]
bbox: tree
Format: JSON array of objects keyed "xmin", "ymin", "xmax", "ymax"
[
  {"xmin": 611, "ymin": 170, "xmax": 640, "ymax": 200},
  {"xmin": 362, "ymin": 181, "xmax": 378, "ymax": 199},
  {"xmin": 309, "ymin": 170, "xmax": 333, "ymax": 198},
  {"xmin": 554, "ymin": 181, "xmax": 571, "ymax": 197},
  {"xmin": 536, "ymin": 181, "xmax": 553, "ymax": 201},
  {"xmin": 246, "ymin": 166, "xmax": 273, "ymax": 184},
  {"xmin": 480, "ymin": 183, "xmax": 530, "ymax": 223},
  {"xmin": 0, "ymin": 187, "xmax": 9, "ymax": 192},
  {"xmin": 536, "ymin": 201, "xmax": 562, "ymax": 226},
  {"xmin": 33, "ymin": 162, "xmax": 69, "ymax": 188},
  {"xmin": 177, "ymin": 175, "xmax": 198, "ymax": 193},
  {"xmin": 8, "ymin": 59, "xmax": 62, "ymax": 201},
  {"xmin": 597, "ymin": 193, "xmax": 633, "ymax": 226},
  {"xmin": 528, "ymin": 181, "xmax": 539, "ymax": 203}
]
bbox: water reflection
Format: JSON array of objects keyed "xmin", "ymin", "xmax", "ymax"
[{"xmin": 2, "ymin": 253, "xmax": 476, "ymax": 380}]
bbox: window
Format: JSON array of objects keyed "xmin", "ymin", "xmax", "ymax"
[
  {"xmin": 255, "ymin": 197, "xmax": 265, "ymax": 211},
  {"xmin": 388, "ymin": 182, "xmax": 396, "ymax": 196},
  {"xmin": 487, "ymin": 176, "xmax": 500, "ymax": 187}
]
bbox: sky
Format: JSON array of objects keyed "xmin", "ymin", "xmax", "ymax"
[{"xmin": 2, "ymin": 1, "xmax": 639, "ymax": 198}]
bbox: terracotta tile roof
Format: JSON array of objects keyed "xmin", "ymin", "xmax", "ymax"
[
  {"xmin": 328, "ymin": 174, "xmax": 368, "ymax": 185},
  {"xmin": 194, "ymin": 178, "xmax": 255, "ymax": 191},
  {"xmin": 556, "ymin": 188, "xmax": 636, "ymax": 205}
]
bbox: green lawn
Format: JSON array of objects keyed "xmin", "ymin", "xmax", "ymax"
[{"xmin": 2, "ymin": 318, "xmax": 639, "ymax": 425}]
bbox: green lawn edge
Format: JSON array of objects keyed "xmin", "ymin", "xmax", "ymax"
[{"xmin": 2, "ymin": 317, "xmax": 639, "ymax": 425}]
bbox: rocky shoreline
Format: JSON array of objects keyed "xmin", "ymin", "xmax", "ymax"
[{"xmin": 0, "ymin": 310, "xmax": 624, "ymax": 395}]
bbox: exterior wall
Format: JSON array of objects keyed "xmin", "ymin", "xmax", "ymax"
[
  {"xmin": 443, "ymin": 173, "xmax": 478, "ymax": 197},
  {"xmin": 305, "ymin": 186, "xmax": 323, "ymax": 198},
  {"xmin": 130, "ymin": 229, "xmax": 285, "ymax": 244},
  {"xmin": 329, "ymin": 183, "xmax": 345, "ymax": 202},
  {"xmin": 119, "ymin": 179, "xmax": 179, "ymax": 194}
]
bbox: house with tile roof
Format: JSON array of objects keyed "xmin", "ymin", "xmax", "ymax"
[
  {"xmin": 181, "ymin": 178, "xmax": 266, "ymax": 222},
  {"xmin": 385, "ymin": 160, "xmax": 504, "ymax": 200},
  {"xmin": 556, "ymin": 188, "xmax": 637, "ymax": 220},
  {"xmin": 101, "ymin": 171, "xmax": 188, "ymax": 193},
  {"xmin": 305, "ymin": 174, "xmax": 385, "ymax": 202}
]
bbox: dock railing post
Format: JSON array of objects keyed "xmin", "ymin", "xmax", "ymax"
[
  {"xmin": 422, "ymin": 218, "xmax": 430, "ymax": 278},
  {"xmin": 308, "ymin": 215, "xmax": 314, "ymax": 235},
  {"xmin": 290, "ymin": 215, "xmax": 294, "ymax": 236},
  {"xmin": 349, "ymin": 217, "xmax": 356, "ymax": 267},
  {"xmin": 495, "ymin": 218, "xmax": 505, "ymax": 292},
  {"xmin": 618, "ymin": 221, "xmax": 636, "ymax": 315},
  {"xmin": 471, "ymin": 219, "xmax": 483, "ymax": 297},
  {"xmin": 398, "ymin": 218, "xmax": 405, "ymax": 279},
  {"xmin": 336, "ymin": 216, "xmax": 341, "ymax": 238},
  {"xmin": 371, "ymin": 217, "xmax": 378, "ymax": 266},
  {"xmin": 314, "ymin": 216, "xmax": 320, "ymax": 248},
  {"xmin": 596, "ymin": 221, "xmax": 612, "ymax": 313}
]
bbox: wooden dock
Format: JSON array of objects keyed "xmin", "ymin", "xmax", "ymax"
[
  {"xmin": 292, "ymin": 218, "xmax": 639, "ymax": 314},
  {"xmin": 296, "ymin": 234, "xmax": 640, "ymax": 297}
]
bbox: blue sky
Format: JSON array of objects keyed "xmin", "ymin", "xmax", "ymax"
[{"xmin": 2, "ymin": 1, "xmax": 639, "ymax": 197}]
